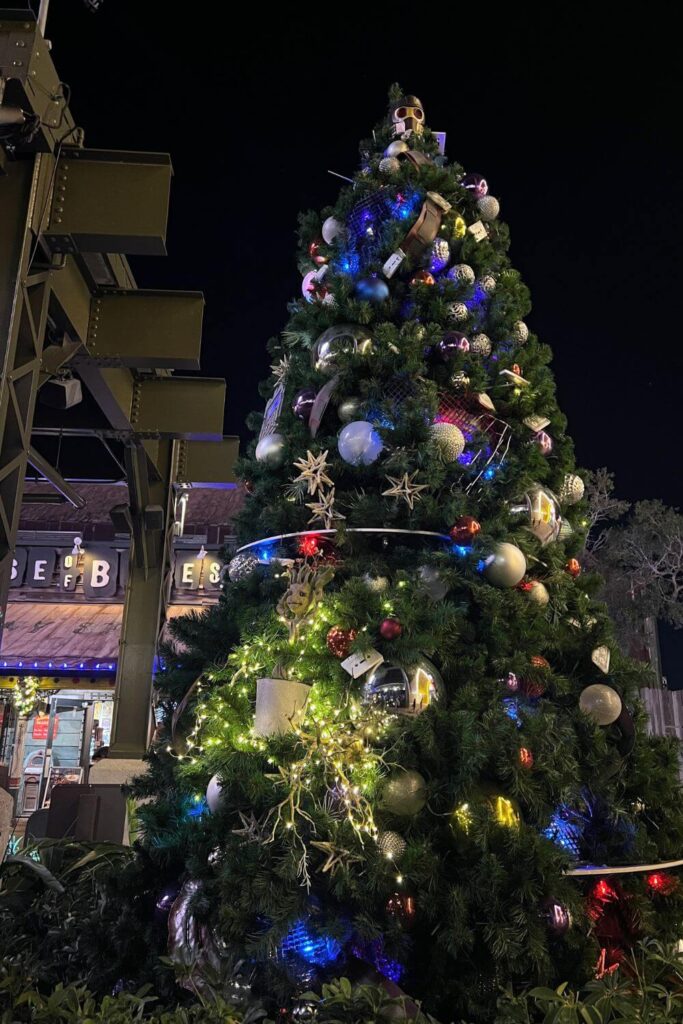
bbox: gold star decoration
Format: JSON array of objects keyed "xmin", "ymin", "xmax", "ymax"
[
  {"xmin": 293, "ymin": 450, "xmax": 333, "ymax": 496},
  {"xmin": 270, "ymin": 356, "xmax": 290, "ymax": 384},
  {"xmin": 306, "ymin": 487, "xmax": 345, "ymax": 529},
  {"xmin": 382, "ymin": 471, "xmax": 429, "ymax": 510},
  {"xmin": 310, "ymin": 840, "xmax": 364, "ymax": 876}
]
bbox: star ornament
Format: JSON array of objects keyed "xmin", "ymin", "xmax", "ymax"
[
  {"xmin": 382, "ymin": 471, "xmax": 429, "ymax": 510},
  {"xmin": 293, "ymin": 450, "xmax": 333, "ymax": 496},
  {"xmin": 306, "ymin": 487, "xmax": 345, "ymax": 529},
  {"xmin": 270, "ymin": 356, "xmax": 290, "ymax": 384},
  {"xmin": 310, "ymin": 840, "xmax": 364, "ymax": 876}
]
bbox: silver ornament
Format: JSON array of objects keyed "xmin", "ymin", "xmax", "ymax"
[
  {"xmin": 385, "ymin": 139, "xmax": 410, "ymax": 158},
  {"xmin": 430, "ymin": 421, "xmax": 465, "ymax": 461},
  {"xmin": 470, "ymin": 333, "xmax": 492, "ymax": 357},
  {"xmin": 418, "ymin": 564, "xmax": 449, "ymax": 601},
  {"xmin": 478, "ymin": 274, "xmax": 496, "ymax": 294},
  {"xmin": 312, "ymin": 323, "xmax": 373, "ymax": 375},
  {"xmin": 322, "ymin": 216, "xmax": 345, "ymax": 245},
  {"xmin": 381, "ymin": 769, "xmax": 428, "ymax": 816},
  {"xmin": 228, "ymin": 551, "xmax": 259, "ymax": 583},
  {"xmin": 255, "ymin": 432, "xmax": 286, "ymax": 467},
  {"xmin": 511, "ymin": 483, "xmax": 561, "ymax": 545},
  {"xmin": 379, "ymin": 156, "xmax": 401, "ymax": 175},
  {"xmin": 206, "ymin": 773, "xmax": 223, "ymax": 813},
  {"xmin": 337, "ymin": 396, "xmax": 362, "ymax": 423},
  {"xmin": 482, "ymin": 542, "xmax": 527, "ymax": 588},
  {"xmin": 429, "ymin": 237, "xmax": 451, "ymax": 272},
  {"xmin": 377, "ymin": 830, "xmax": 407, "ymax": 861},
  {"xmin": 579, "ymin": 684, "xmax": 622, "ymax": 726},
  {"xmin": 446, "ymin": 301, "xmax": 469, "ymax": 324},
  {"xmin": 559, "ymin": 473, "xmax": 584, "ymax": 505},
  {"xmin": 447, "ymin": 263, "xmax": 475, "ymax": 287},
  {"xmin": 477, "ymin": 195, "xmax": 500, "ymax": 221},
  {"xmin": 512, "ymin": 320, "xmax": 529, "ymax": 344},
  {"xmin": 363, "ymin": 656, "xmax": 445, "ymax": 715}
]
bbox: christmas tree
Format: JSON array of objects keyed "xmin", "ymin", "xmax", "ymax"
[{"xmin": 137, "ymin": 88, "xmax": 683, "ymax": 1020}]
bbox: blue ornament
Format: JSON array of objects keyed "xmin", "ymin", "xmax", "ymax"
[
  {"xmin": 278, "ymin": 919, "xmax": 343, "ymax": 967},
  {"xmin": 543, "ymin": 806, "xmax": 583, "ymax": 857},
  {"xmin": 355, "ymin": 277, "xmax": 389, "ymax": 304}
]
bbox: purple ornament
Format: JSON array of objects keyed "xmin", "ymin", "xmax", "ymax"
[
  {"xmin": 462, "ymin": 172, "xmax": 489, "ymax": 198},
  {"xmin": 437, "ymin": 331, "xmax": 470, "ymax": 361},
  {"xmin": 542, "ymin": 898, "xmax": 572, "ymax": 937},
  {"xmin": 505, "ymin": 672, "xmax": 520, "ymax": 693},
  {"xmin": 292, "ymin": 388, "xmax": 317, "ymax": 423},
  {"xmin": 534, "ymin": 431, "xmax": 553, "ymax": 456},
  {"xmin": 154, "ymin": 882, "xmax": 181, "ymax": 924}
]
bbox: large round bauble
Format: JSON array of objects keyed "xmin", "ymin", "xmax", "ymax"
[
  {"xmin": 363, "ymin": 656, "xmax": 444, "ymax": 715},
  {"xmin": 579, "ymin": 684, "xmax": 622, "ymax": 726},
  {"xmin": 312, "ymin": 324, "xmax": 373, "ymax": 375},
  {"xmin": 355, "ymin": 277, "xmax": 389, "ymax": 304},
  {"xmin": 255, "ymin": 432, "xmax": 286, "ymax": 467},
  {"xmin": 377, "ymin": 830, "xmax": 407, "ymax": 861},
  {"xmin": 526, "ymin": 580, "xmax": 550, "ymax": 606},
  {"xmin": 326, "ymin": 626, "xmax": 357, "ymax": 658},
  {"xmin": 512, "ymin": 320, "xmax": 529, "ymax": 344},
  {"xmin": 228, "ymin": 551, "xmax": 259, "ymax": 583},
  {"xmin": 419, "ymin": 564, "xmax": 448, "ymax": 601},
  {"xmin": 437, "ymin": 331, "xmax": 470, "ymax": 360},
  {"xmin": 291, "ymin": 388, "xmax": 317, "ymax": 422},
  {"xmin": 379, "ymin": 156, "xmax": 401, "ymax": 176},
  {"xmin": 542, "ymin": 899, "xmax": 572, "ymax": 937},
  {"xmin": 429, "ymin": 238, "xmax": 451, "ymax": 273},
  {"xmin": 462, "ymin": 171, "xmax": 488, "ymax": 198},
  {"xmin": 430, "ymin": 421, "xmax": 465, "ymax": 461},
  {"xmin": 450, "ymin": 515, "xmax": 481, "ymax": 546},
  {"xmin": 477, "ymin": 195, "xmax": 500, "ymax": 221},
  {"xmin": 338, "ymin": 421, "xmax": 383, "ymax": 466},
  {"xmin": 206, "ymin": 773, "xmax": 224, "ymax": 813},
  {"xmin": 445, "ymin": 301, "xmax": 469, "ymax": 324},
  {"xmin": 559, "ymin": 473, "xmax": 585, "ymax": 505},
  {"xmin": 470, "ymin": 333, "xmax": 492, "ymax": 357},
  {"xmin": 337, "ymin": 396, "xmax": 362, "ymax": 423},
  {"xmin": 381, "ymin": 769, "xmax": 428, "ymax": 816},
  {"xmin": 483, "ymin": 542, "xmax": 527, "ymax": 588},
  {"xmin": 385, "ymin": 139, "xmax": 410, "ymax": 158},
  {"xmin": 322, "ymin": 216, "xmax": 345, "ymax": 244},
  {"xmin": 447, "ymin": 263, "xmax": 476, "ymax": 287}
]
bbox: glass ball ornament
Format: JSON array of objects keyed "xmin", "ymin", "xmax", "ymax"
[
  {"xmin": 338, "ymin": 420, "xmax": 383, "ymax": 466},
  {"xmin": 430, "ymin": 421, "xmax": 466, "ymax": 461},
  {"xmin": 379, "ymin": 156, "xmax": 401, "ymax": 175},
  {"xmin": 326, "ymin": 626, "xmax": 357, "ymax": 658},
  {"xmin": 450, "ymin": 515, "xmax": 481, "ymax": 546},
  {"xmin": 559, "ymin": 473, "xmax": 585, "ymax": 505},
  {"xmin": 255, "ymin": 432, "xmax": 286, "ymax": 467},
  {"xmin": 483, "ymin": 542, "xmax": 527, "ymax": 588},
  {"xmin": 409, "ymin": 269, "xmax": 435, "ymax": 287},
  {"xmin": 446, "ymin": 263, "xmax": 475, "ymax": 287},
  {"xmin": 302, "ymin": 267, "xmax": 333, "ymax": 305},
  {"xmin": 512, "ymin": 320, "xmax": 529, "ymax": 344},
  {"xmin": 542, "ymin": 899, "xmax": 572, "ymax": 937},
  {"xmin": 355, "ymin": 277, "xmax": 389, "ymax": 304},
  {"xmin": 363, "ymin": 656, "xmax": 444, "ymax": 715},
  {"xmin": 380, "ymin": 769, "xmax": 428, "ymax": 816},
  {"xmin": 291, "ymin": 388, "xmax": 317, "ymax": 422},
  {"xmin": 445, "ymin": 301, "xmax": 469, "ymax": 324},
  {"xmin": 321, "ymin": 216, "xmax": 345, "ymax": 244},
  {"xmin": 385, "ymin": 139, "xmax": 409, "ymax": 158},
  {"xmin": 337, "ymin": 396, "xmax": 362, "ymax": 423},
  {"xmin": 462, "ymin": 171, "xmax": 488, "ymax": 198},
  {"xmin": 377, "ymin": 830, "xmax": 407, "ymax": 861},
  {"xmin": 379, "ymin": 617, "xmax": 402, "ymax": 640},
  {"xmin": 515, "ymin": 483, "xmax": 561, "ymax": 544},
  {"xmin": 419, "ymin": 564, "xmax": 448, "ymax": 601},
  {"xmin": 478, "ymin": 274, "xmax": 496, "ymax": 294},
  {"xmin": 437, "ymin": 331, "xmax": 469, "ymax": 360},
  {"xmin": 312, "ymin": 324, "xmax": 373, "ymax": 375},
  {"xmin": 565, "ymin": 558, "xmax": 581, "ymax": 578},
  {"xmin": 477, "ymin": 195, "xmax": 500, "ymax": 221},
  {"xmin": 470, "ymin": 333, "xmax": 492, "ymax": 357},
  {"xmin": 579, "ymin": 683, "xmax": 622, "ymax": 725},
  {"xmin": 206, "ymin": 773, "xmax": 224, "ymax": 813},
  {"xmin": 429, "ymin": 238, "xmax": 451, "ymax": 273},
  {"xmin": 228, "ymin": 551, "xmax": 259, "ymax": 583}
]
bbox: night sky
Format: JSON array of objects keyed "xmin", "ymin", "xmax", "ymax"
[{"xmin": 29, "ymin": 3, "xmax": 683, "ymax": 681}]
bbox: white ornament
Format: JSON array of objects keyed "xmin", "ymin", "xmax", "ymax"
[
  {"xmin": 482, "ymin": 542, "xmax": 527, "ymax": 588},
  {"xmin": 527, "ymin": 580, "xmax": 550, "ymax": 606},
  {"xmin": 477, "ymin": 195, "xmax": 500, "ymax": 221},
  {"xmin": 206, "ymin": 774, "xmax": 223, "ymax": 813},
  {"xmin": 470, "ymin": 333, "xmax": 492, "ymax": 357},
  {"xmin": 559, "ymin": 473, "xmax": 584, "ymax": 505},
  {"xmin": 255, "ymin": 432, "xmax": 286, "ymax": 467},
  {"xmin": 445, "ymin": 302, "xmax": 469, "ymax": 324},
  {"xmin": 446, "ymin": 263, "xmax": 475, "ymax": 287},
  {"xmin": 430, "ymin": 421, "xmax": 465, "ymax": 461},
  {"xmin": 379, "ymin": 156, "xmax": 401, "ymax": 175},
  {"xmin": 337, "ymin": 420, "xmax": 383, "ymax": 466},
  {"xmin": 322, "ymin": 216, "xmax": 345, "ymax": 245},
  {"xmin": 228, "ymin": 551, "xmax": 259, "ymax": 583},
  {"xmin": 478, "ymin": 274, "xmax": 496, "ymax": 294},
  {"xmin": 512, "ymin": 320, "xmax": 529, "ymax": 344},
  {"xmin": 579, "ymin": 684, "xmax": 622, "ymax": 726}
]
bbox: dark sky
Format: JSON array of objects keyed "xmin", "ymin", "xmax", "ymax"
[{"xmin": 34, "ymin": 2, "xmax": 683, "ymax": 681}]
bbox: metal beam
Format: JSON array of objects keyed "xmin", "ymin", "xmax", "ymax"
[
  {"xmin": 26, "ymin": 445, "xmax": 86, "ymax": 508},
  {"xmin": 87, "ymin": 290, "xmax": 204, "ymax": 370},
  {"xmin": 130, "ymin": 377, "xmax": 226, "ymax": 439},
  {"xmin": 174, "ymin": 437, "xmax": 240, "ymax": 486}
]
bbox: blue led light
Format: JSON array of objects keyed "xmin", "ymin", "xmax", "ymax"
[
  {"xmin": 256, "ymin": 545, "xmax": 276, "ymax": 564},
  {"xmin": 502, "ymin": 698, "xmax": 522, "ymax": 727},
  {"xmin": 279, "ymin": 920, "xmax": 342, "ymax": 966},
  {"xmin": 457, "ymin": 451, "xmax": 476, "ymax": 466},
  {"xmin": 483, "ymin": 466, "xmax": 496, "ymax": 481},
  {"xmin": 185, "ymin": 796, "xmax": 208, "ymax": 820},
  {"xmin": 351, "ymin": 939, "xmax": 403, "ymax": 983},
  {"xmin": 451, "ymin": 544, "xmax": 469, "ymax": 558}
]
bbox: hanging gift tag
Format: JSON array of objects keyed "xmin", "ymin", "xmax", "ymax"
[
  {"xmin": 434, "ymin": 131, "xmax": 447, "ymax": 154},
  {"xmin": 467, "ymin": 220, "xmax": 488, "ymax": 242},
  {"xmin": 383, "ymin": 249, "xmax": 406, "ymax": 279},
  {"xmin": 592, "ymin": 645, "xmax": 611, "ymax": 674},
  {"xmin": 523, "ymin": 414, "xmax": 551, "ymax": 433},
  {"xmin": 341, "ymin": 648, "xmax": 384, "ymax": 679}
]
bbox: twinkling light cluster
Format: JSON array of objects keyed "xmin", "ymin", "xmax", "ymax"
[{"xmin": 12, "ymin": 675, "xmax": 41, "ymax": 716}]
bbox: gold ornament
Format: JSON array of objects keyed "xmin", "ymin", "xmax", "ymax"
[
  {"xmin": 292, "ymin": 450, "xmax": 333, "ymax": 496},
  {"xmin": 430, "ymin": 421, "xmax": 465, "ymax": 461},
  {"xmin": 310, "ymin": 840, "xmax": 364, "ymax": 875},
  {"xmin": 382, "ymin": 471, "xmax": 429, "ymax": 510},
  {"xmin": 276, "ymin": 561, "xmax": 335, "ymax": 641}
]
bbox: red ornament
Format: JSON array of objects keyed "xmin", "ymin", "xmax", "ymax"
[
  {"xmin": 449, "ymin": 515, "xmax": 481, "ymax": 546},
  {"xmin": 565, "ymin": 558, "xmax": 581, "ymax": 578},
  {"xmin": 298, "ymin": 534, "xmax": 322, "ymax": 558},
  {"xmin": 385, "ymin": 889, "xmax": 416, "ymax": 928},
  {"xmin": 308, "ymin": 239, "xmax": 328, "ymax": 266},
  {"xmin": 517, "ymin": 580, "xmax": 533, "ymax": 592},
  {"xmin": 380, "ymin": 617, "xmax": 403, "ymax": 640},
  {"xmin": 519, "ymin": 747, "xmax": 533, "ymax": 768},
  {"xmin": 326, "ymin": 626, "xmax": 357, "ymax": 659},
  {"xmin": 647, "ymin": 872, "xmax": 678, "ymax": 896},
  {"xmin": 521, "ymin": 679, "xmax": 546, "ymax": 699},
  {"xmin": 409, "ymin": 269, "xmax": 435, "ymax": 287}
]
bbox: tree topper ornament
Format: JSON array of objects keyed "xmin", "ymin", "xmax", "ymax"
[
  {"xmin": 277, "ymin": 561, "xmax": 335, "ymax": 641},
  {"xmin": 390, "ymin": 94, "xmax": 425, "ymax": 138}
]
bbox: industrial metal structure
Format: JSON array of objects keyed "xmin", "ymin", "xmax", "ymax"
[{"xmin": 0, "ymin": 9, "xmax": 237, "ymax": 763}]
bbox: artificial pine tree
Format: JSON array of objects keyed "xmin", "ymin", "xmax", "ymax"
[{"xmin": 135, "ymin": 88, "xmax": 683, "ymax": 1020}]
